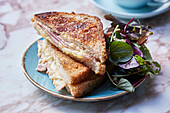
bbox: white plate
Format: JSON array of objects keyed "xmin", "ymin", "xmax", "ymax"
[{"xmin": 91, "ymin": 0, "xmax": 170, "ymax": 19}]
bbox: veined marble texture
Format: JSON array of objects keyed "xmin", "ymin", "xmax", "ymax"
[{"xmin": 0, "ymin": 0, "xmax": 170, "ymax": 113}]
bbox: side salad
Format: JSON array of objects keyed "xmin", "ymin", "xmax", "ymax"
[{"xmin": 104, "ymin": 14, "xmax": 161, "ymax": 92}]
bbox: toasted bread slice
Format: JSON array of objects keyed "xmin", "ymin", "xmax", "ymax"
[
  {"xmin": 66, "ymin": 71, "xmax": 105, "ymax": 97},
  {"xmin": 37, "ymin": 39, "xmax": 106, "ymax": 97},
  {"xmin": 32, "ymin": 12, "xmax": 107, "ymax": 75}
]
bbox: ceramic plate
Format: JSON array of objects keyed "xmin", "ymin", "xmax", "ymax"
[
  {"xmin": 22, "ymin": 38, "xmax": 145, "ymax": 102},
  {"xmin": 91, "ymin": 0, "xmax": 170, "ymax": 19}
]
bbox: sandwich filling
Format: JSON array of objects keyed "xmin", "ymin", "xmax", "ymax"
[{"xmin": 37, "ymin": 39, "xmax": 66, "ymax": 91}]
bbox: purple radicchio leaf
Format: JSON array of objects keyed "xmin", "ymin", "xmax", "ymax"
[
  {"xmin": 118, "ymin": 57, "xmax": 139, "ymax": 69},
  {"xmin": 132, "ymin": 46, "xmax": 143, "ymax": 57},
  {"xmin": 131, "ymin": 75, "xmax": 149, "ymax": 86}
]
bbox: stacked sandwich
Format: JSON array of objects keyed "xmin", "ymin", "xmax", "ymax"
[{"xmin": 31, "ymin": 12, "xmax": 107, "ymax": 97}]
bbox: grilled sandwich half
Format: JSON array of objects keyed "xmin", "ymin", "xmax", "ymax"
[
  {"xmin": 32, "ymin": 12, "xmax": 107, "ymax": 75},
  {"xmin": 37, "ymin": 39, "xmax": 106, "ymax": 97}
]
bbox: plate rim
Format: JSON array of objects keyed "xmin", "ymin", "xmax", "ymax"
[
  {"xmin": 91, "ymin": 0, "xmax": 170, "ymax": 19},
  {"xmin": 21, "ymin": 38, "xmax": 145, "ymax": 102}
]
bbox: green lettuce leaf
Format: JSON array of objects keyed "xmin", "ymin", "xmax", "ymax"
[
  {"xmin": 139, "ymin": 45, "xmax": 152, "ymax": 61},
  {"xmin": 117, "ymin": 78, "xmax": 135, "ymax": 92},
  {"xmin": 134, "ymin": 55, "xmax": 145, "ymax": 65},
  {"xmin": 146, "ymin": 72, "xmax": 154, "ymax": 79},
  {"xmin": 152, "ymin": 61, "xmax": 161, "ymax": 74},
  {"xmin": 109, "ymin": 41, "xmax": 133, "ymax": 64},
  {"xmin": 106, "ymin": 70, "xmax": 135, "ymax": 92}
]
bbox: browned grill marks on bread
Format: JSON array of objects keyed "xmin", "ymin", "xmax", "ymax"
[{"xmin": 33, "ymin": 12, "xmax": 107, "ymax": 75}]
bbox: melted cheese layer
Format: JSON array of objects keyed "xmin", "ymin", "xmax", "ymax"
[{"xmin": 38, "ymin": 39, "xmax": 66, "ymax": 91}]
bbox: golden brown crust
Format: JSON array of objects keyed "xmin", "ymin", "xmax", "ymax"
[
  {"xmin": 33, "ymin": 12, "xmax": 107, "ymax": 75},
  {"xmin": 66, "ymin": 72, "xmax": 106, "ymax": 98}
]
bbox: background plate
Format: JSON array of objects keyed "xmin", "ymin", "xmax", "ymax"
[
  {"xmin": 91, "ymin": 0, "xmax": 170, "ymax": 19},
  {"xmin": 22, "ymin": 38, "xmax": 145, "ymax": 102}
]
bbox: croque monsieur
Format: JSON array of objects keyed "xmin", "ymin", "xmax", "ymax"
[
  {"xmin": 36, "ymin": 39, "xmax": 106, "ymax": 97},
  {"xmin": 32, "ymin": 12, "xmax": 107, "ymax": 75}
]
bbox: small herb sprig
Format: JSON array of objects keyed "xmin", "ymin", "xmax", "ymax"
[{"xmin": 104, "ymin": 14, "xmax": 161, "ymax": 92}]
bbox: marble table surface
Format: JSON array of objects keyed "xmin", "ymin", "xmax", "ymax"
[{"xmin": 0, "ymin": 0, "xmax": 170, "ymax": 113}]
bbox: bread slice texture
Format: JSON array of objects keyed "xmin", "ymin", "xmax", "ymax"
[
  {"xmin": 66, "ymin": 71, "xmax": 105, "ymax": 97},
  {"xmin": 37, "ymin": 39, "xmax": 106, "ymax": 97},
  {"xmin": 32, "ymin": 12, "xmax": 107, "ymax": 75}
]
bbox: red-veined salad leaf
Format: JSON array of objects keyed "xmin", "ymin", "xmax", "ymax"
[{"xmin": 104, "ymin": 14, "xmax": 161, "ymax": 93}]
